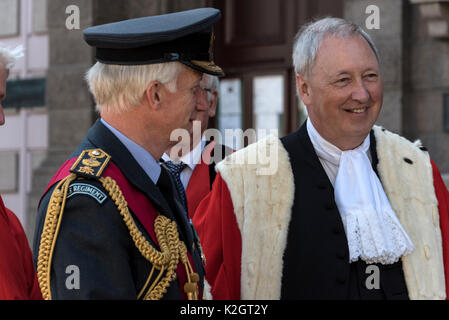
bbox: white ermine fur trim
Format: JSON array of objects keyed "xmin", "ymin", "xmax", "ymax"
[
  {"xmin": 217, "ymin": 129, "xmax": 446, "ymax": 300},
  {"xmin": 216, "ymin": 135, "xmax": 294, "ymax": 299},
  {"xmin": 373, "ymin": 125, "xmax": 445, "ymax": 300},
  {"xmin": 203, "ymin": 279, "xmax": 213, "ymax": 300}
]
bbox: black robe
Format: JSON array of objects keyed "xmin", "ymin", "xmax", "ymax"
[{"xmin": 280, "ymin": 123, "xmax": 409, "ymax": 299}]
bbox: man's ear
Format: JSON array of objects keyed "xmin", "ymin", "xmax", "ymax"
[
  {"xmin": 296, "ymin": 74, "xmax": 312, "ymax": 106},
  {"xmin": 144, "ymin": 81, "xmax": 162, "ymax": 110},
  {"xmin": 208, "ymin": 91, "xmax": 218, "ymax": 118}
]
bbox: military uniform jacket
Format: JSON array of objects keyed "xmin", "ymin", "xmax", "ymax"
[
  {"xmin": 193, "ymin": 123, "xmax": 449, "ymax": 300},
  {"xmin": 33, "ymin": 120, "xmax": 205, "ymax": 300}
]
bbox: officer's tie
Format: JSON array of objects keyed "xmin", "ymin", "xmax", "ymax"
[{"xmin": 164, "ymin": 161, "xmax": 188, "ymax": 213}]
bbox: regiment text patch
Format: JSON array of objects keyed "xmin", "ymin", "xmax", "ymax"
[{"xmin": 67, "ymin": 183, "xmax": 107, "ymax": 204}]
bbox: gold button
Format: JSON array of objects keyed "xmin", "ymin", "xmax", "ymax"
[
  {"xmin": 433, "ymin": 208, "xmax": 439, "ymax": 227},
  {"xmin": 424, "ymin": 246, "xmax": 431, "ymax": 260},
  {"xmin": 248, "ymin": 262, "xmax": 255, "ymax": 276},
  {"xmin": 92, "ymin": 150, "xmax": 101, "ymax": 156}
]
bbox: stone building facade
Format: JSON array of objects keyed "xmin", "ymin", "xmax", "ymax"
[{"xmin": 0, "ymin": 0, "xmax": 445, "ymax": 240}]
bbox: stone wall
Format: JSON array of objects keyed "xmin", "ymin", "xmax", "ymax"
[
  {"xmin": 344, "ymin": 0, "xmax": 449, "ymax": 182},
  {"xmin": 26, "ymin": 0, "xmax": 97, "ymax": 241},
  {"xmin": 26, "ymin": 0, "xmax": 207, "ymax": 241},
  {"xmin": 404, "ymin": 1, "xmax": 449, "ymax": 174},
  {"xmin": 344, "ymin": 0, "xmax": 405, "ymax": 135},
  {"xmin": 27, "ymin": 0, "xmax": 449, "ymax": 241}
]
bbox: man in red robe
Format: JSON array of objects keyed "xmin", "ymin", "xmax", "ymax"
[
  {"xmin": 164, "ymin": 74, "xmax": 232, "ymax": 219},
  {"xmin": 0, "ymin": 45, "xmax": 42, "ymax": 300},
  {"xmin": 194, "ymin": 17, "xmax": 449, "ymax": 300}
]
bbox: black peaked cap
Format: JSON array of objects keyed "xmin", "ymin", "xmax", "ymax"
[{"xmin": 83, "ymin": 8, "xmax": 224, "ymax": 76}]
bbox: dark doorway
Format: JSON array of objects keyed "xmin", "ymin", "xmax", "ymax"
[{"xmin": 208, "ymin": 0, "xmax": 343, "ymax": 136}]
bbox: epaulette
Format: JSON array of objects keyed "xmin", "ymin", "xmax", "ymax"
[
  {"xmin": 70, "ymin": 148, "xmax": 111, "ymax": 179},
  {"xmin": 37, "ymin": 148, "xmax": 111, "ymax": 300}
]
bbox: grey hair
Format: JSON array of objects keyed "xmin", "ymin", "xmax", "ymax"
[
  {"xmin": 86, "ymin": 61, "xmax": 185, "ymax": 114},
  {"xmin": 0, "ymin": 45, "xmax": 24, "ymax": 74},
  {"xmin": 201, "ymin": 74, "xmax": 219, "ymax": 102},
  {"xmin": 292, "ymin": 17, "xmax": 380, "ymax": 77}
]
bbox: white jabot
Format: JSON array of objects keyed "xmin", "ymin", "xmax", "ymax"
[
  {"xmin": 307, "ymin": 119, "xmax": 341, "ymax": 186},
  {"xmin": 306, "ymin": 119, "xmax": 415, "ymax": 264}
]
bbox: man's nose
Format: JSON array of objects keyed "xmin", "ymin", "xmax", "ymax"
[
  {"xmin": 196, "ymin": 93, "xmax": 209, "ymax": 111},
  {"xmin": 351, "ymin": 81, "xmax": 370, "ymax": 103}
]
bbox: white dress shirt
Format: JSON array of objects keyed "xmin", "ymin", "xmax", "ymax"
[
  {"xmin": 306, "ymin": 118, "xmax": 414, "ymax": 264},
  {"xmin": 306, "ymin": 118, "xmax": 371, "ymax": 186},
  {"xmin": 162, "ymin": 139, "xmax": 206, "ymax": 190}
]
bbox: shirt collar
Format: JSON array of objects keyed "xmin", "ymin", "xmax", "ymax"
[
  {"xmin": 162, "ymin": 139, "xmax": 206, "ymax": 171},
  {"xmin": 100, "ymin": 118, "xmax": 161, "ymax": 184},
  {"xmin": 306, "ymin": 118, "xmax": 370, "ymax": 166}
]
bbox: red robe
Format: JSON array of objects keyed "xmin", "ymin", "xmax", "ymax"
[
  {"xmin": 193, "ymin": 160, "xmax": 449, "ymax": 300},
  {"xmin": 186, "ymin": 142, "xmax": 216, "ymax": 220},
  {"xmin": 0, "ymin": 195, "xmax": 42, "ymax": 299}
]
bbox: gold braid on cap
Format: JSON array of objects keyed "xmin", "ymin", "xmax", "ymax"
[{"xmin": 36, "ymin": 156, "xmax": 199, "ymax": 300}]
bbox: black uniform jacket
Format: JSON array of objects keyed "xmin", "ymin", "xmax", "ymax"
[
  {"xmin": 33, "ymin": 120, "xmax": 205, "ymax": 299},
  {"xmin": 280, "ymin": 123, "xmax": 409, "ymax": 299}
]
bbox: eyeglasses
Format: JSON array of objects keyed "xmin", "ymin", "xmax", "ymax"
[{"xmin": 200, "ymin": 86, "xmax": 212, "ymax": 93}]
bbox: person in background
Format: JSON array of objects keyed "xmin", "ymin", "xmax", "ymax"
[
  {"xmin": 163, "ymin": 74, "xmax": 232, "ymax": 220},
  {"xmin": 0, "ymin": 45, "xmax": 42, "ymax": 300}
]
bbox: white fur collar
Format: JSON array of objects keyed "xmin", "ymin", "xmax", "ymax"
[{"xmin": 216, "ymin": 127, "xmax": 446, "ymax": 300}]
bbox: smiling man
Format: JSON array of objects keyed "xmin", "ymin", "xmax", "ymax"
[
  {"xmin": 298, "ymin": 34, "xmax": 383, "ymax": 151},
  {"xmin": 33, "ymin": 8, "xmax": 224, "ymax": 300},
  {"xmin": 194, "ymin": 17, "xmax": 449, "ymax": 300}
]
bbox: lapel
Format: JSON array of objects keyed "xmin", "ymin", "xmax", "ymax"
[
  {"xmin": 294, "ymin": 123, "xmax": 380, "ymax": 185},
  {"xmin": 283, "ymin": 122, "xmax": 351, "ymax": 251},
  {"xmin": 295, "ymin": 123, "xmax": 334, "ymax": 188},
  {"xmin": 280, "ymin": 123, "xmax": 349, "ymax": 298},
  {"xmin": 82, "ymin": 120, "xmax": 195, "ymax": 248},
  {"xmin": 159, "ymin": 161, "xmax": 195, "ymax": 247},
  {"xmin": 82, "ymin": 120, "xmax": 176, "ymax": 222},
  {"xmin": 369, "ymin": 129, "xmax": 380, "ymax": 174}
]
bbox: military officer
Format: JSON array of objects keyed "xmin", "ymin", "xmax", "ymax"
[{"xmin": 33, "ymin": 8, "xmax": 224, "ymax": 300}]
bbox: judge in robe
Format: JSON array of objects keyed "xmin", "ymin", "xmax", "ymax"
[
  {"xmin": 163, "ymin": 74, "xmax": 232, "ymax": 220},
  {"xmin": 193, "ymin": 17, "xmax": 449, "ymax": 300},
  {"xmin": 0, "ymin": 45, "xmax": 42, "ymax": 300}
]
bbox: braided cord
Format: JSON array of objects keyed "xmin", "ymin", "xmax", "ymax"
[
  {"xmin": 36, "ymin": 173, "xmax": 77, "ymax": 300},
  {"xmin": 99, "ymin": 176, "xmax": 199, "ymax": 300},
  {"xmin": 36, "ymin": 174, "xmax": 199, "ymax": 300}
]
